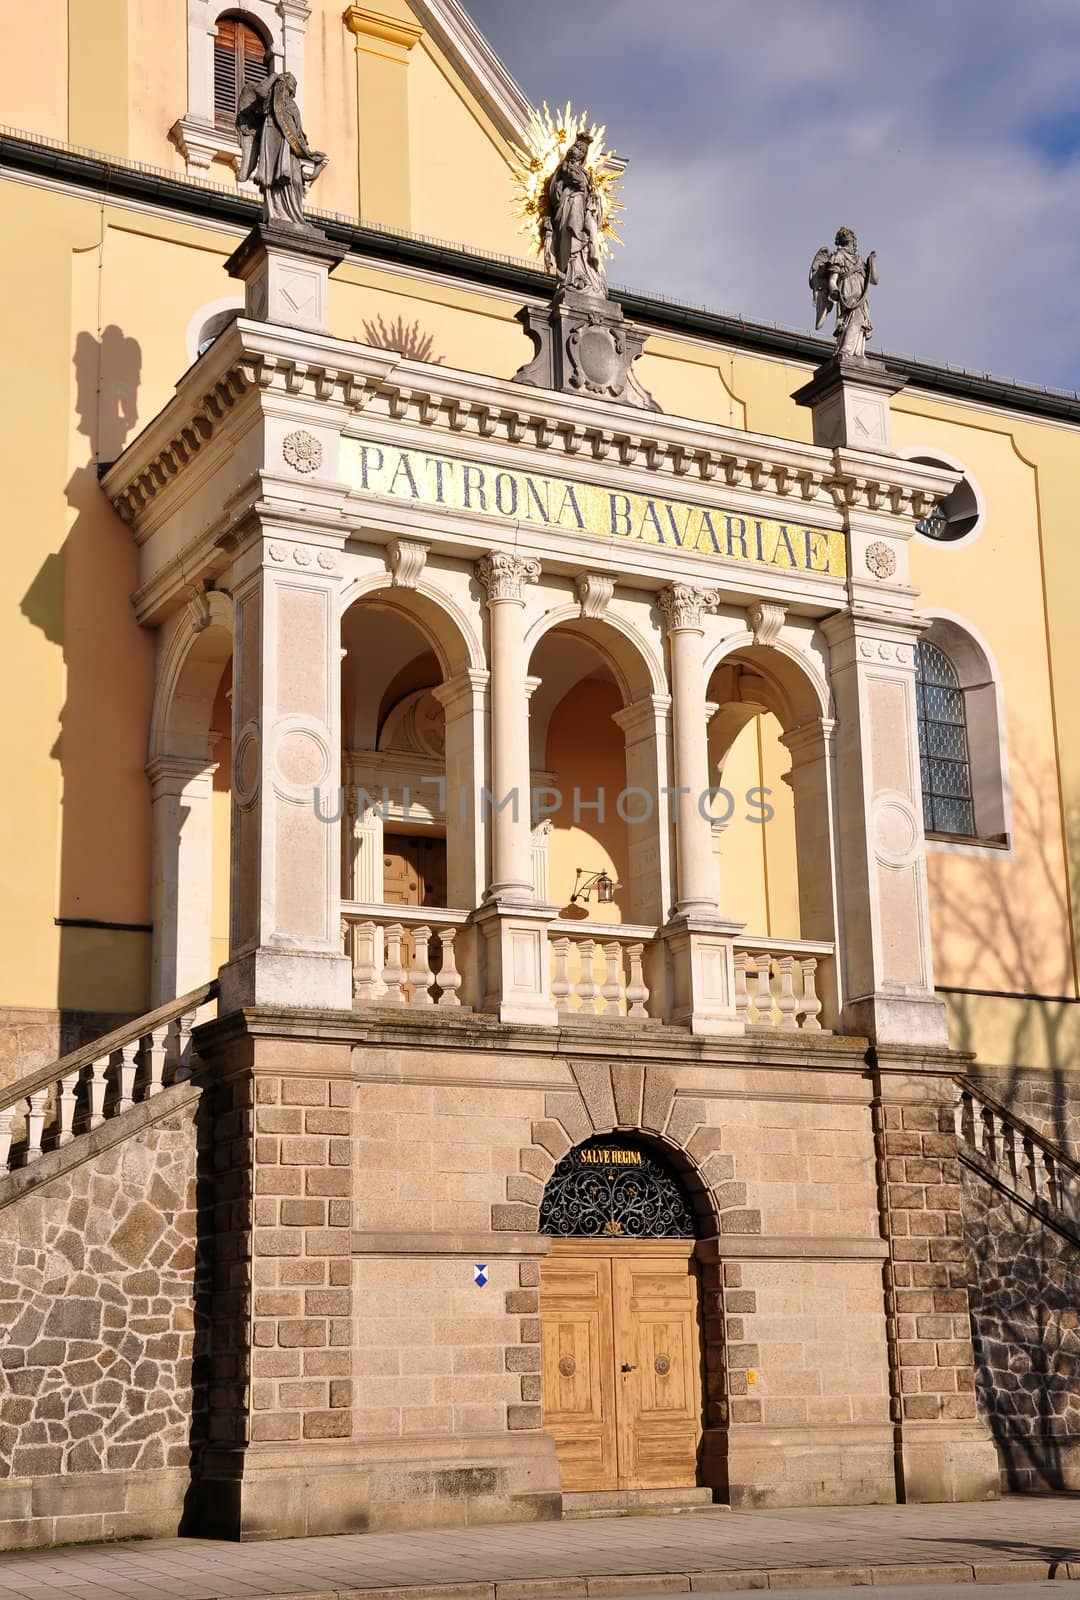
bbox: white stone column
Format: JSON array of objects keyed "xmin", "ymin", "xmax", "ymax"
[
  {"xmin": 660, "ymin": 584, "xmax": 720, "ymax": 915},
  {"xmin": 219, "ymin": 534, "xmax": 350, "ymax": 1011},
  {"xmin": 656, "ymin": 585, "xmax": 742, "ymax": 1034},
  {"xmin": 781, "ymin": 718, "xmax": 841, "ymax": 1028},
  {"xmin": 471, "ymin": 552, "xmax": 556, "ymax": 1026},
  {"xmin": 822, "ymin": 614, "xmax": 947, "ymax": 1046},
  {"xmin": 147, "ymin": 755, "xmax": 217, "ymax": 1006},
  {"xmin": 476, "ymin": 552, "xmax": 540, "ymax": 903},
  {"xmin": 432, "ymin": 668, "xmax": 488, "ymax": 910}
]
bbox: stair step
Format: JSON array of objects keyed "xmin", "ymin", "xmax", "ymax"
[{"xmin": 563, "ymin": 1486, "xmax": 723, "ymax": 1519}]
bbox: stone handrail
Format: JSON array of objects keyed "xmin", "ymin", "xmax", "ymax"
[
  {"xmin": 0, "ymin": 980, "xmax": 218, "ymax": 1177},
  {"xmin": 733, "ymin": 936, "xmax": 832, "ymax": 1032},
  {"xmin": 548, "ymin": 921, "xmax": 657, "ymax": 1022},
  {"xmin": 955, "ymin": 1076, "xmax": 1080, "ymax": 1237},
  {"xmin": 342, "ymin": 902, "xmax": 469, "ymax": 1007}
]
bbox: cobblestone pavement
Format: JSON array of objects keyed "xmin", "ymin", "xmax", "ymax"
[{"xmin": 0, "ymin": 1498, "xmax": 1079, "ymax": 1600}]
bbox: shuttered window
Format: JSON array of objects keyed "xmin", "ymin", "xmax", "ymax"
[{"xmin": 213, "ymin": 15, "xmax": 268, "ymax": 128}]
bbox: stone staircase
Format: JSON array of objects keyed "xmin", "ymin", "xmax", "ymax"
[
  {"xmin": 0, "ymin": 981, "xmax": 217, "ymax": 1192},
  {"xmin": 954, "ymin": 1075, "xmax": 1080, "ymax": 1246}
]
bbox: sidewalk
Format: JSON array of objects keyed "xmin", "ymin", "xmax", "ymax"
[{"xmin": 1, "ymin": 1498, "xmax": 1080, "ymax": 1600}]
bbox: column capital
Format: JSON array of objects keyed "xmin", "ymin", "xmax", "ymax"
[
  {"xmin": 658, "ymin": 582, "xmax": 718, "ymax": 634},
  {"xmin": 343, "ymin": 5, "xmax": 423, "ymax": 56},
  {"xmin": 476, "ymin": 551, "xmax": 541, "ymax": 605}
]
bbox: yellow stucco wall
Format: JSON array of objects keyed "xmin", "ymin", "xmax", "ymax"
[{"xmin": 3, "ymin": 0, "xmax": 1080, "ymax": 1083}]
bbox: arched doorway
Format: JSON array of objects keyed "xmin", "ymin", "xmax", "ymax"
[{"xmin": 538, "ymin": 1136, "xmax": 704, "ymax": 1494}]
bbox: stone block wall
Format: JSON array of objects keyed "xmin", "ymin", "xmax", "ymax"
[
  {"xmin": 963, "ymin": 1164, "xmax": 1080, "ymax": 1491},
  {"xmin": 0, "ymin": 1007, "xmax": 132, "ymax": 1094},
  {"xmin": 0, "ymin": 1089, "xmax": 203, "ymax": 1549}
]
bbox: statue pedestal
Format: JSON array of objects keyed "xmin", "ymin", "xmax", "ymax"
[
  {"xmin": 514, "ymin": 289, "xmax": 660, "ymax": 412},
  {"xmin": 225, "ymin": 223, "xmax": 345, "ymax": 335},
  {"xmin": 792, "ymin": 354, "xmax": 907, "ymax": 450}
]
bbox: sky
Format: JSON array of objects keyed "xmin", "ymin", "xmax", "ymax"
[{"xmin": 462, "ymin": 0, "xmax": 1080, "ymax": 392}]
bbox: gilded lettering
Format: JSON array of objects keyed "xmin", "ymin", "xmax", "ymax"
[
  {"xmin": 462, "ymin": 464, "xmax": 488, "ymax": 511},
  {"xmin": 773, "ymin": 525, "xmax": 799, "ymax": 567},
  {"xmin": 663, "ymin": 502, "xmax": 692, "ymax": 547},
  {"xmin": 427, "ymin": 455, "xmax": 452, "ymax": 504},
  {"xmin": 725, "ymin": 515, "xmax": 749, "ymax": 559},
  {"xmin": 525, "ymin": 476, "xmax": 552, "ymax": 523},
  {"xmin": 556, "ymin": 483, "xmax": 585, "ymax": 530},
  {"xmin": 357, "ymin": 443, "xmax": 384, "ymax": 490},
  {"xmin": 639, "ymin": 500, "xmax": 664, "ymax": 542},
  {"xmin": 696, "ymin": 510, "xmax": 722, "ymax": 554},
  {"xmin": 804, "ymin": 528, "xmax": 831, "ymax": 573},
  {"xmin": 609, "ymin": 492, "xmax": 632, "ymax": 537},
  {"xmin": 388, "ymin": 451, "xmax": 421, "ymax": 499},
  {"xmin": 753, "ymin": 520, "xmax": 765, "ymax": 563},
  {"xmin": 494, "ymin": 471, "xmax": 519, "ymax": 518}
]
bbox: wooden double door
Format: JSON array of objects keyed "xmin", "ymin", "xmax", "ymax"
[{"xmin": 539, "ymin": 1242, "xmax": 703, "ymax": 1492}]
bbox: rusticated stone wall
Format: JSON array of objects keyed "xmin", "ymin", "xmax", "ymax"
[
  {"xmin": 0, "ymin": 1007, "xmax": 132, "ymax": 1094},
  {"xmin": 0, "ymin": 1089, "xmax": 204, "ymax": 1548},
  {"xmin": 962, "ymin": 1164, "xmax": 1080, "ymax": 1492}
]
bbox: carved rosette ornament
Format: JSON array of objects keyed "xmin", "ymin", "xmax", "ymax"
[
  {"xmin": 865, "ymin": 540, "xmax": 897, "ymax": 580},
  {"xmin": 475, "ymin": 551, "xmax": 542, "ymax": 605},
  {"xmin": 658, "ymin": 583, "xmax": 719, "ymax": 633},
  {"xmin": 282, "ymin": 429, "xmax": 322, "ymax": 474}
]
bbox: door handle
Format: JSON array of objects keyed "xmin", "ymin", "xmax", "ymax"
[{"xmin": 621, "ymin": 1362, "xmax": 636, "ymax": 1373}]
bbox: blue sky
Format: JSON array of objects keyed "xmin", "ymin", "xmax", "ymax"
[{"xmin": 462, "ymin": 0, "xmax": 1080, "ymax": 391}]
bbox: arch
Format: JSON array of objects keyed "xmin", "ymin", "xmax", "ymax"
[
  {"xmin": 703, "ymin": 631, "xmax": 832, "ymax": 728},
  {"xmin": 539, "ymin": 1136, "xmax": 700, "ymax": 1240},
  {"xmin": 149, "ymin": 590, "xmax": 234, "ymax": 764},
  {"xmin": 918, "ymin": 610, "xmax": 1010, "ymax": 845},
  {"xmin": 339, "ymin": 572, "xmax": 484, "ymax": 679},
  {"xmin": 213, "ymin": 8, "xmax": 273, "ymax": 130},
  {"xmin": 185, "ymin": 297, "xmax": 243, "ymax": 364},
  {"xmin": 524, "ymin": 604, "xmax": 666, "ymax": 706}
]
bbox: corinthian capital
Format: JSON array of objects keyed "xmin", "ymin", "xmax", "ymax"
[
  {"xmin": 658, "ymin": 583, "xmax": 718, "ymax": 633},
  {"xmin": 476, "ymin": 551, "xmax": 542, "ymax": 604}
]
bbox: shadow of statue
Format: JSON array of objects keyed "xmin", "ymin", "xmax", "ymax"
[{"xmin": 360, "ymin": 312, "xmax": 443, "ymax": 365}]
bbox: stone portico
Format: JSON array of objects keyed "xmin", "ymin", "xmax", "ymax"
[{"xmin": 25, "ymin": 230, "xmax": 997, "ymax": 1538}]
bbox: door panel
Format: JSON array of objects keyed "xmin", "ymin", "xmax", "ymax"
[
  {"xmin": 613, "ymin": 1257, "xmax": 701, "ymax": 1489},
  {"xmin": 539, "ymin": 1257, "xmax": 617, "ymax": 1490},
  {"xmin": 541, "ymin": 1249, "xmax": 702, "ymax": 1493}
]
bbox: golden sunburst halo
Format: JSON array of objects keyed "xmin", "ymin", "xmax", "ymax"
[{"xmin": 509, "ymin": 102, "xmax": 625, "ymax": 267}]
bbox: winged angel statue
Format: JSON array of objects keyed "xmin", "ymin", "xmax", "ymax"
[
  {"xmin": 237, "ymin": 69, "xmax": 328, "ymax": 230},
  {"xmin": 809, "ymin": 227, "xmax": 878, "ymax": 360}
]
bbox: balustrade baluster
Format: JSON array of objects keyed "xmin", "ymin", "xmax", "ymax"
[
  {"xmin": 172, "ymin": 1010, "xmax": 196, "ymax": 1082},
  {"xmin": 87, "ymin": 1055, "xmax": 110, "ymax": 1129},
  {"xmin": 434, "ymin": 928, "xmax": 462, "ymax": 1007},
  {"xmin": 575, "ymin": 939, "xmax": 599, "ymax": 1015},
  {"xmin": 351, "ymin": 920, "xmax": 382, "ymax": 1001},
  {"xmin": 56, "ymin": 1071, "xmax": 79, "ymax": 1146},
  {"xmin": 115, "ymin": 1041, "xmax": 140, "ymax": 1114},
  {"xmin": 551, "ymin": 937, "xmax": 572, "ymax": 1015},
  {"xmin": 1001, "ymin": 1122, "xmax": 1019, "ymax": 1184},
  {"xmin": 625, "ymin": 943, "xmax": 649, "ymax": 1021},
  {"xmin": 733, "ymin": 951, "xmax": 750, "ymax": 1027},
  {"xmin": 24, "ymin": 1089, "xmax": 49, "ymax": 1162},
  {"xmin": 799, "ymin": 958, "xmax": 822, "ymax": 1031},
  {"xmin": 382, "ymin": 924, "xmax": 406, "ymax": 1004},
  {"xmin": 600, "ymin": 942, "xmax": 623, "ymax": 1015},
  {"xmin": 145, "ymin": 1025, "xmax": 169, "ymax": 1098},
  {"xmin": 408, "ymin": 926, "xmax": 435, "ymax": 1005},
  {"xmin": 1022, "ymin": 1133, "xmax": 1039, "ymax": 1195},
  {"xmin": 775, "ymin": 956, "xmax": 799, "ymax": 1031},
  {"xmin": 749, "ymin": 954, "xmax": 774, "ymax": 1027},
  {"xmin": 0, "ymin": 1100, "xmax": 20, "ymax": 1175}
]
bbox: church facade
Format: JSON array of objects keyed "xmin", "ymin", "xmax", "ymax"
[{"xmin": 2, "ymin": 0, "xmax": 1080, "ymax": 1548}]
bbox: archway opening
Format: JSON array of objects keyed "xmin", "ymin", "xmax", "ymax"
[{"xmin": 537, "ymin": 1135, "xmax": 710, "ymax": 1498}]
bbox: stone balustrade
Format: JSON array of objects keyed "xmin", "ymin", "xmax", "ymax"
[
  {"xmin": 342, "ymin": 902, "xmax": 470, "ymax": 1008},
  {"xmin": 0, "ymin": 981, "xmax": 217, "ymax": 1178},
  {"xmin": 548, "ymin": 922, "xmax": 654, "ymax": 1022},
  {"xmin": 733, "ymin": 938, "xmax": 832, "ymax": 1033},
  {"xmin": 955, "ymin": 1080, "xmax": 1080, "ymax": 1232}
]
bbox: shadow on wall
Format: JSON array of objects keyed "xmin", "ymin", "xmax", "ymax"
[
  {"xmin": 930, "ymin": 741, "xmax": 1080, "ymax": 1491},
  {"xmin": 15, "ymin": 323, "xmax": 152, "ymax": 1064},
  {"xmin": 359, "ymin": 313, "xmax": 443, "ymax": 365}
]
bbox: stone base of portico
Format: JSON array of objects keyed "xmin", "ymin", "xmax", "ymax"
[
  {"xmin": 218, "ymin": 946, "xmax": 353, "ymax": 1014},
  {"xmin": 661, "ymin": 913, "xmax": 745, "ymax": 1035},
  {"xmin": 473, "ymin": 899, "xmax": 560, "ymax": 1027},
  {"xmin": 186, "ymin": 1433, "xmax": 562, "ymax": 1541},
  {"xmin": 845, "ymin": 992, "xmax": 950, "ymax": 1049}
]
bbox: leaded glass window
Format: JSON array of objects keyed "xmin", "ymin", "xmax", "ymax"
[{"xmin": 915, "ymin": 641, "xmax": 974, "ymax": 837}]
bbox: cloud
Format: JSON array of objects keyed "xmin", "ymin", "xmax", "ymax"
[{"xmin": 464, "ymin": 0, "xmax": 1080, "ymax": 389}]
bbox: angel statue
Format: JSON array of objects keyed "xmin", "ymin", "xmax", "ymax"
[
  {"xmin": 237, "ymin": 66, "xmax": 328, "ymax": 231},
  {"xmin": 809, "ymin": 227, "xmax": 878, "ymax": 360},
  {"xmin": 542, "ymin": 131, "xmax": 606, "ymax": 297}
]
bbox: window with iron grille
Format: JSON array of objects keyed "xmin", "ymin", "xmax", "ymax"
[
  {"xmin": 213, "ymin": 14, "xmax": 268, "ymax": 129},
  {"xmin": 915, "ymin": 640, "xmax": 975, "ymax": 838}
]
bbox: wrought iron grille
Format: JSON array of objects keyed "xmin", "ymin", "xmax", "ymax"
[{"xmin": 539, "ymin": 1138, "xmax": 696, "ymax": 1239}]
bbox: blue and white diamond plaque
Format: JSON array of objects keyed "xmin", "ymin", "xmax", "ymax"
[{"xmin": 473, "ymin": 1263, "xmax": 488, "ymax": 1287}]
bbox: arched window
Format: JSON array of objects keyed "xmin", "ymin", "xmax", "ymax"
[
  {"xmin": 916, "ymin": 641, "xmax": 974, "ymax": 838},
  {"xmin": 213, "ymin": 13, "xmax": 269, "ymax": 128}
]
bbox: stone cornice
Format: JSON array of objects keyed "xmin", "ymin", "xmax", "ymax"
[
  {"xmin": 343, "ymin": 5, "xmax": 424, "ymax": 54},
  {"xmin": 102, "ymin": 318, "xmax": 960, "ymax": 535}
]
